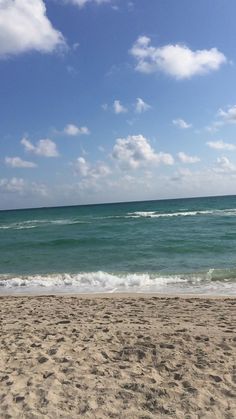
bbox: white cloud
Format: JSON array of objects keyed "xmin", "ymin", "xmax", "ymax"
[
  {"xmin": 135, "ymin": 97, "xmax": 151, "ymax": 113},
  {"xmin": 75, "ymin": 157, "xmax": 89, "ymax": 177},
  {"xmin": 127, "ymin": 2, "xmax": 134, "ymax": 10},
  {"xmin": 0, "ymin": 0, "xmax": 66, "ymax": 58},
  {"xmin": 66, "ymin": 65, "xmax": 77, "ymax": 76},
  {"xmin": 206, "ymin": 140, "xmax": 236, "ymax": 151},
  {"xmin": 0, "ymin": 177, "xmax": 48, "ymax": 196},
  {"xmin": 178, "ymin": 152, "xmax": 200, "ymax": 164},
  {"xmin": 177, "ymin": 167, "xmax": 192, "ymax": 177},
  {"xmin": 30, "ymin": 182, "xmax": 48, "ymax": 197},
  {"xmin": 64, "ymin": 124, "xmax": 90, "ymax": 136},
  {"xmin": 101, "ymin": 103, "xmax": 108, "ymax": 111},
  {"xmin": 72, "ymin": 42, "xmax": 80, "ymax": 50},
  {"xmin": 214, "ymin": 156, "xmax": 236, "ymax": 173},
  {"xmin": 75, "ymin": 157, "xmax": 110, "ymax": 178},
  {"xmin": 113, "ymin": 100, "xmax": 128, "ymax": 114},
  {"xmin": 0, "ymin": 177, "xmax": 25, "ymax": 193},
  {"xmin": 205, "ymin": 106, "xmax": 236, "ymax": 133},
  {"xmin": 205, "ymin": 121, "xmax": 223, "ymax": 133},
  {"xmin": 130, "ymin": 36, "xmax": 226, "ymax": 79},
  {"xmin": 217, "ymin": 105, "xmax": 236, "ymax": 124},
  {"xmin": 5, "ymin": 156, "xmax": 37, "ymax": 168},
  {"xmin": 173, "ymin": 118, "xmax": 192, "ymax": 129},
  {"xmin": 65, "ymin": 0, "xmax": 111, "ymax": 7},
  {"xmin": 112, "ymin": 134, "xmax": 174, "ymax": 169},
  {"xmin": 21, "ymin": 137, "xmax": 59, "ymax": 157}
]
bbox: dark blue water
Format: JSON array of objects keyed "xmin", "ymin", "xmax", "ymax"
[{"xmin": 1, "ymin": 195, "xmax": 236, "ymax": 295}]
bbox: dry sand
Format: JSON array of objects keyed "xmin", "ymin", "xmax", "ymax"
[{"xmin": 0, "ymin": 294, "xmax": 235, "ymax": 418}]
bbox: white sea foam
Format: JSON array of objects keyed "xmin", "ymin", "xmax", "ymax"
[
  {"xmin": 126, "ymin": 209, "xmax": 236, "ymax": 218},
  {"xmin": 0, "ymin": 218, "xmax": 86, "ymax": 230},
  {"xmin": 0, "ymin": 270, "xmax": 235, "ymax": 295},
  {"xmin": 126, "ymin": 210, "xmax": 213, "ymax": 218},
  {"xmin": 2, "ymin": 208, "xmax": 236, "ymax": 230}
]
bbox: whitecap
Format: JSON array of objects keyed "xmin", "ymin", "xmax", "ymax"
[{"xmin": 0, "ymin": 270, "xmax": 235, "ymax": 295}]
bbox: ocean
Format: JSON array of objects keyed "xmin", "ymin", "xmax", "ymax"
[{"xmin": 1, "ymin": 195, "xmax": 236, "ymax": 295}]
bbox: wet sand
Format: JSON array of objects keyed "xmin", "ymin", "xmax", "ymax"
[{"xmin": 0, "ymin": 295, "xmax": 236, "ymax": 418}]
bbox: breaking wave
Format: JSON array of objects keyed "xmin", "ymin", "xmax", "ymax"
[
  {"xmin": 0, "ymin": 219, "xmax": 87, "ymax": 230},
  {"xmin": 0, "ymin": 269, "xmax": 236, "ymax": 295},
  {"xmin": 2, "ymin": 208, "xmax": 236, "ymax": 230},
  {"xmin": 126, "ymin": 209, "xmax": 236, "ymax": 218}
]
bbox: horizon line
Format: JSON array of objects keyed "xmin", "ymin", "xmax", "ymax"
[{"xmin": 0, "ymin": 193, "xmax": 235, "ymax": 212}]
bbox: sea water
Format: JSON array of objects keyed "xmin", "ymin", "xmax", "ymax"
[{"xmin": 1, "ymin": 195, "xmax": 236, "ymax": 295}]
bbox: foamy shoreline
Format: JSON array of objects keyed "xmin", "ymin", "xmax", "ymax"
[
  {"xmin": 1, "ymin": 268, "xmax": 236, "ymax": 296},
  {"xmin": 1, "ymin": 294, "xmax": 235, "ymax": 418}
]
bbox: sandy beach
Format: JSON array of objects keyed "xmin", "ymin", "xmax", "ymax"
[{"xmin": 0, "ymin": 295, "xmax": 235, "ymax": 418}]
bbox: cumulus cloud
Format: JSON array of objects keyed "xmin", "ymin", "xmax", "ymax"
[
  {"xmin": 64, "ymin": 124, "xmax": 90, "ymax": 136},
  {"xmin": 173, "ymin": 118, "xmax": 192, "ymax": 129},
  {"xmin": 178, "ymin": 152, "xmax": 200, "ymax": 164},
  {"xmin": 113, "ymin": 100, "xmax": 128, "ymax": 114},
  {"xmin": 0, "ymin": 0, "xmax": 66, "ymax": 58},
  {"xmin": 21, "ymin": 137, "xmax": 59, "ymax": 157},
  {"xmin": 214, "ymin": 156, "xmax": 236, "ymax": 173},
  {"xmin": 0, "ymin": 177, "xmax": 26, "ymax": 193},
  {"xmin": 217, "ymin": 106, "xmax": 236, "ymax": 124},
  {"xmin": 130, "ymin": 36, "xmax": 226, "ymax": 79},
  {"xmin": 205, "ymin": 106, "xmax": 236, "ymax": 133},
  {"xmin": 205, "ymin": 121, "xmax": 223, "ymax": 133},
  {"xmin": 135, "ymin": 98, "xmax": 151, "ymax": 113},
  {"xmin": 5, "ymin": 156, "xmax": 37, "ymax": 168},
  {"xmin": 75, "ymin": 157, "xmax": 89, "ymax": 177},
  {"xmin": 112, "ymin": 134, "xmax": 174, "ymax": 169},
  {"xmin": 0, "ymin": 177, "xmax": 48, "ymax": 196},
  {"xmin": 206, "ymin": 140, "xmax": 236, "ymax": 151},
  {"xmin": 75, "ymin": 157, "xmax": 111, "ymax": 178}
]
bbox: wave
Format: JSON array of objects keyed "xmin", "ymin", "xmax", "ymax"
[
  {"xmin": 0, "ymin": 224, "xmax": 38, "ymax": 230},
  {"xmin": 2, "ymin": 208, "xmax": 236, "ymax": 230},
  {"xmin": 0, "ymin": 219, "xmax": 87, "ymax": 230},
  {"xmin": 0, "ymin": 269, "xmax": 236, "ymax": 295},
  {"xmin": 126, "ymin": 209, "xmax": 236, "ymax": 219}
]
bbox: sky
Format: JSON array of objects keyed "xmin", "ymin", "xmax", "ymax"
[{"xmin": 1, "ymin": 0, "xmax": 236, "ymax": 209}]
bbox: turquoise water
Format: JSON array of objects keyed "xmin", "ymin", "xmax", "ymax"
[{"xmin": 1, "ymin": 195, "xmax": 236, "ymax": 295}]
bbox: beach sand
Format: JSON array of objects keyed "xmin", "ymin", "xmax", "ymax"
[{"xmin": 0, "ymin": 295, "xmax": 235, "ymax": 418}]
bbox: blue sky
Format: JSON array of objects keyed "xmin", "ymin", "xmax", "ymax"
[{"xmin": 1, "ymin": 0, "xmax": 236, "ymax": 209}]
